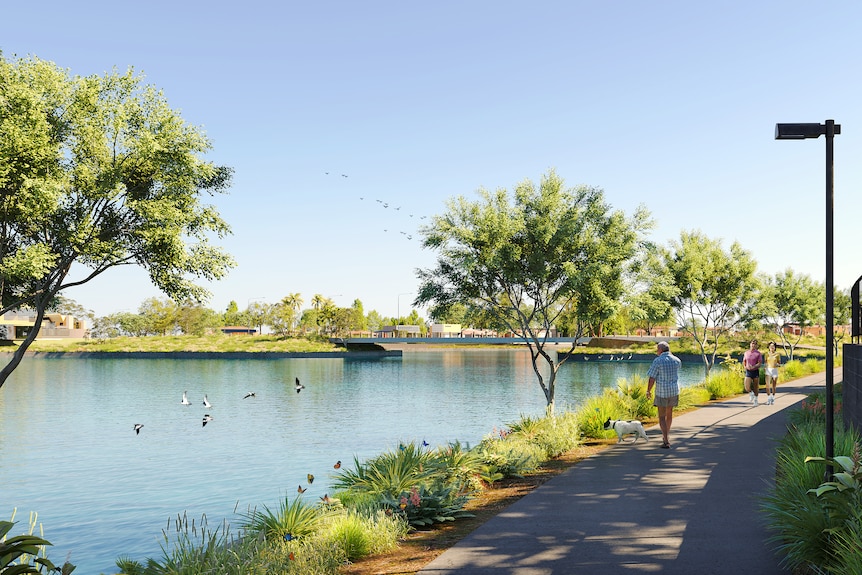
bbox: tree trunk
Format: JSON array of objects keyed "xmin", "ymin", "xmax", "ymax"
[{"xmin": 0, "ymin": 307, "xmax": 47, "ymax": 390}]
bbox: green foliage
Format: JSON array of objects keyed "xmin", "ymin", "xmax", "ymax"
[
  {"xmin": 432, "ymin": 441, "xmax": 496, "ymax": 491},
  {"xmin": 319, "ymin": 509, "xmax": 407, "ymax": 562},
  {"xmin": 613, "ymin": 375, "xmax": 654, "ymax": 420},
  {"xmin": 1, "ymin": 512, "xmax": 75, "ymax": 575},
  {"xmin": 0, "ymin": 54, "xmax": 235, "ymax": 388},
  {"xmin": 664, "ymin": 230, "xmax": 760, "ymax": 376},
  {"xmin": 576, "ymin": 394, "xmax": 621, "ymax": 440},
  {"xmin": 25, "ymin": 334, "xmax": 340, "ymax": 353},
  {"xmin": 382, "ymin": 484, "xmax": 474, "ymax": 528},
  {"xmin": 330, "ymin": 444, "xmax": 437, "ymax": 499},
  {"xmin": 761, "ymin": 398, "xmax": 862, "ymax": 575},
  {"xmin": 677, "ymin": 385, "xmax": 711, "ymax": 409},
  {"xmin": 415, "ymin": 169, "xmax": 653, "ymax": 412},
  {"xmin": 761, "ymin": 270, "xmax": 825, "ymax": 361},
  {"xmin": 476, "ymin": 436, "xmax": 546, "ymax": 478},
  {"xmin": 239, "ymin": 496, "xmax": 323, "ymax": 543},
  {"xmin": 330, "ymin": 443, "xmax": 474, "ymax": 528},
  {"xmin": 703, "ymin": 364, "xmax": 744, "ymax": 399}
]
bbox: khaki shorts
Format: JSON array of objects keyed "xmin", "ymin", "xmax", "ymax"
[{"xmin": 654, "ymin": 395, "xmax": 679, "ymax": 408}]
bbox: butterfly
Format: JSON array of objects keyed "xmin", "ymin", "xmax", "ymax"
[
  {"xmin": 297, "ymin": 485, "xmax": 307, "ymax": 494},
  {"xmin": 283, "ymin": 532, "xmax": 294, "ymax": 541},
  {"xmin": 320, "ymin": 493, "xmax": 337, "ymax": 505},
  {"xmin": 307, "ymin": 474, "xmax": 314, "ymax": 484},
  {"xmin": 288, "ymin": 552, "xmax": 295, "ymax": 561},
  {"xmin": 422, "ymin": 439, "xmax": 430, "ymax": 447},
  {"xmin": 333, "ymin": 460, "xmax": 342, "ymax": 469}
]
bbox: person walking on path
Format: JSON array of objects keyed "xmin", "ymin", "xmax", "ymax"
[
  {"xmin": 743, "ymin": 339, "xmax": 763, "ymax": 406},
  {"xmin": 646, "ymin": 340, "xmax": 681, "ymax": 448},
  {"xmin": 764, "ymin": 341, "xmax": 780, "ymax": 405}
]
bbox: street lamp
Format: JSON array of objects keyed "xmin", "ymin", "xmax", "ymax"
[{"xmin": 775, "ymin": 120, "xmax": 841, "ymax": 477}]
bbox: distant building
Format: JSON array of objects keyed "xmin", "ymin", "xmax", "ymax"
[
  {"xmin": 1, "ymin": 311, "xmax": 88, "ymax": 340},
  {"xmin": 220, "ymin": 326, "xmax": 258, "ymax": 336},
  {"xmin": 373, "ymin": 325, "xmax": 422, "ymax": 338},
  {"xmin": 431, "ymin": 323, "xmax": 461, "ymax": 338}
]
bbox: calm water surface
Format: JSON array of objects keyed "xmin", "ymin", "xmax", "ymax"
[{"xmin": 0, "ymin": 350, "xmax": 707, "ymax": 574}]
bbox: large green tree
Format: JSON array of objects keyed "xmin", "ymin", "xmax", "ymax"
[
  {"xmin": 0, "ymin": 55, "xmax": 234, "ymax": 388},
  {"xmin": 415, "ymin": 170, "xmax": 651, "ymax": 414},
  {"xmin": 626, "ymin": 248, "xmax": 678, "ymax": 336},
  {"xmin": 760, "ymin": 269, "xmax": 823, "ymax": 360},
  {"xmin": 664, "ymin": 230, "xmax": 759, "ymax": 376}
]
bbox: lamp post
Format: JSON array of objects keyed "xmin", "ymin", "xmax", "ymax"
[{"xmin": 775, "ymin": 120, "xmax": 841, "ymax": 477}]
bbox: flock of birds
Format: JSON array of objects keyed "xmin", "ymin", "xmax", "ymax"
[
  {"xmin": 132, "ymin": 378, "xmax": 306, "ymax": 435},
  {"xmin": 325, "ymin": 170, "xmax": 428, "ymax": 241},
  {"xmin": 582, "ymin": 353, "xmax": 635, "ymax": 362},
  {"xmin": 132, "ymin": 376, "xmax": 346, "ymax": 513}
]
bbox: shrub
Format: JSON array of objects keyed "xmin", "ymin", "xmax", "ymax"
[
  {"xmin": 505, "ymin": 412, "xmax": 581, "ymax": 458},
  {"xmin": 330, "ymin": 443, "xmax": 437, "ymax": 499},
  {"xmin": 1, "ymin": 511, "xmax": 75, "ymax": 575},
  {"xmin": 476, "ymin": 437, "xmax": 545, "ymax": 478},
  {"xmin": 575, "ymin": 394, "xmax": 621, "ymax": 440},
  {"xmin": 762, "ymin": 403, "xmax": 862, "ymax": 574},
  {"xmin": 431, "ymin": 441, "xmax": 497, "ymax": 490},
  {"xmin": 614, "ymin": 375, "xmax": 654, "ymax": 420},
  {"xmin": 381, "ymin": 483, "xmax": 474, "ymax": 528},
  {"xmin": 678, "ymin": 385, "xmax": 711, "ymax": 409},
  {"xmin": 703, "ymin": 369, "xmax": 743, "ymax": 399},
  {"xmin": 318, "ymin": 509, "xmax": 406, "ymax": 562},
  {"xmin": 239, "ymin": 495, "xmax": 323, "ymax": 543}
]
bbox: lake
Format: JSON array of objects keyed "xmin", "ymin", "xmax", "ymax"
[{"xmin": 0, "ymin": 350, "xmax": 708, "ymax": 574}]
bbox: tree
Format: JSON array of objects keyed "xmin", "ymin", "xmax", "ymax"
[
  {"xmin": 833, "ymin": 286, "xmax": 851, "ymax": 356},
  {"xmin": 0, "ymin": 55, "xmax": 234, "ymax": 389},
  {"xmin": 176, "ymin": 302, "xmax": 220, "ymax": 336},
  {"xmin": 138, "ymin": 297, "xmax": 178, "ymax": 335},
  {"xmin": 224, "ymin": 301, "xmax": 242, "ymax": 326},
  {"xmin": 246, "ymin": 301, "xmax": 272, "ymax": 335},
  {"xmin": 270, "ymin": 294, "xmax": 304, "ymax": 336},
  {"xmin": 366, "ymin": 310, "xmax": 383, "ymax": 332},
  {"xmin": 626, "ymin": 249, "xmax": 678, "ymax": 336},
  {"xmin": 761, "ymin": 269, "xmax": 823, "ymax": 360},
  {"xmin": 664, "ymin": 230, "xmax": 759, "ymax": 376},
  {"xmin": 416, "ymin": 170, "xmax": 651, "ymax": 414}
]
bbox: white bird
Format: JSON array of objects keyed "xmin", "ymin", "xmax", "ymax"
[
  {"xmin": 243, "ymin": 392, "xmax": 256, "ymax": 399},
  {"xmin": 203, "ymin": 395, "xmax": 212, "ymax": 408},
  {"xmin": 133, "ymin": 424, "xmax": 144, "ymax": 435},
  {"xmin": 202, "ymin": 414, "xmax": 214, "ymax": 427},
  {"xmin": 295, "ymin": 377, "xmax": 305, "ymax": 394},
  {"xmin": 181, "ymin": 391, "xmax": 191, "ymax": 405}
]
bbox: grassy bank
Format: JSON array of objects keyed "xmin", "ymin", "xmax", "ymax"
[{"xmin": 11, "ymin": 334, "xmax": 341, "ymax": 353}]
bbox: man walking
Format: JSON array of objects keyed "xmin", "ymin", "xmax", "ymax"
[{"xmin": 646, "ymin": 341, "xmax": 681, "ymax": 448}]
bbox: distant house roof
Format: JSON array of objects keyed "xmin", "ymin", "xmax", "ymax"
[{"xmin": 221, "ymin": 326, "xmax": 257, "ymax": 335}]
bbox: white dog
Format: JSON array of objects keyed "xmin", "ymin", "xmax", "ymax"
[{"xmin": 604, "ymin": 417, "xmax": 649, "ymax": 443}]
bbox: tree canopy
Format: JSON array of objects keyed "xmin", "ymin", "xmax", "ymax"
[
  {"xmin": 0, "ymin": 54, "xmax": 235, "ymax": 388},
  {"xmin": 415, "ymin": 170, "xmax": 652, "ymax": 413},
  {"xmin": 664, "ymin": 230, "xmax": 759, "ymax": 376},
  {"xmin": 761, "ymin": 269, "xmax": 823, "ymax": 359}
]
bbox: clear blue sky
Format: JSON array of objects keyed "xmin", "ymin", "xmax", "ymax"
[{"xmin": 3, "ymin": 1, "xmax": 861, "ymax": 319}]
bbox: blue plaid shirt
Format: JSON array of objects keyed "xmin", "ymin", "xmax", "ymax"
[{"xmin": 647, "ymin": 351, "xmax": 681, "ymax": 398}]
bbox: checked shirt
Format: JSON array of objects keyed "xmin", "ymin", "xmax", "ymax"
[{"xmin": 647, "ymin": 351, "xmax": 681, "ymax": 398}]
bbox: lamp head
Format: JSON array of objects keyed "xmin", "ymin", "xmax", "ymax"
[{"xmin": 775, "ymin": 123, "xmax": 825, "ymax": 140}]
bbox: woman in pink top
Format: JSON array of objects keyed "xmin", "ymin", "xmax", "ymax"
[{"xmin": 743, "ymin": 339, "xmax": 763, "ymax": 406}]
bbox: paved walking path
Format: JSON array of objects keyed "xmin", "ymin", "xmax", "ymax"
[{"xmin": 419, "ymin": 369, "xmax": 840, "ymax": 575}]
